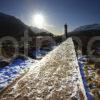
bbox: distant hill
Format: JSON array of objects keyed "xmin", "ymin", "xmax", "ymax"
[
  {"xmin": 73, "ymin": 24, "xmax": 100, "ymax": 32},
  {"xmin": 0, "ymin": 12, "xmax": 53, "ymax": 40},
  {"xmin": 30, "ymin": 26, "xmax": 50, "ymax": 34},
  {"xmin": 68, "ymin": 24, "xmax": 100, "ymax": 36},
  {"xmin": 0, "ymin": 12, "xmax": 28, "ymax": 39}
]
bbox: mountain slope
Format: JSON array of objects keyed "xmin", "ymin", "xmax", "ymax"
[
  {"xmin": 0, "ymin": 12, "xmax": 53, "ymax": 40},
  {"xmin": 68, "ymin": 24, "xmax": 100, "ymax": 36},
  {"xmin": 0, "ymin": 12, "xmax": 28, "ymax": 39},
  {"xmin": 74, "ymin": 24, "xmax": 100, "ymax": 32}
]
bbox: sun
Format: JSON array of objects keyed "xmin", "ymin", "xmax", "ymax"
[{"xmin": 33, "ymin": 14, "xmax": 45, "ymax": 28}]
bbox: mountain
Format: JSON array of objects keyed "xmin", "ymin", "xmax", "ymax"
[
  {"xmin": 68, "ymin": 24, "xmax": 100, "ymax": 36},
  {"xmin": 30, "ymin": 26, "xmax": 53, "ymax": 36},
  {"xmin": 0, "ymin": 12, "xmax": 28, "ymax": 39},
  {"xmin": 0, "ymin": 12, "xmax": 53, "ymax": 40},
  {"xmin": 73, "ymin": 24, "xmax": 100, "ymax": 32},
  {"xmin": 30, "ymin": 26, "xmax": 49, "ymax": 33}
]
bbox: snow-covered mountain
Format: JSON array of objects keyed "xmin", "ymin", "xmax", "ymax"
[
  {"xmin": 68, "ymin": 24, "xmax": 100, "ymax": 36},
  {"xmin": 73, "ymin": 24, "xmax": 100, "ymax": 32}
]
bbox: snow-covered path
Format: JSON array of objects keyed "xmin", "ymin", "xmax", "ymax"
[{"xmin": 0, "ymin": 38, "xmax": 86, "ymax": 100}]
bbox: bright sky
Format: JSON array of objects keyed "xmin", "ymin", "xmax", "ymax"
[{"xmin": 0, "ymin": 0, "xmax": 100, "ymax": 35}]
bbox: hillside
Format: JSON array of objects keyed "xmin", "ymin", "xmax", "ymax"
[
  {"xmin": 0, "ymin": 12, "xmax": 53, "ymax": 39},
  {"xmin": 68, "ymin": 24, "xmax": 100, "ymax": 36}
]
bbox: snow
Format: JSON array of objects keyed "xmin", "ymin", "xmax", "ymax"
[
  {"xmin": 73, "ymin": 24, "xmax": 100, "ymax": 32},
  {"xmin": 0, "ymin": 38, "xmax": 86, "ymax": 100},
  {"xmin": 78, "ymin": 62, "xmax": 94, "ymax": 100},
  {"xmin": 0, "ymin": 58, "xmax": 37, "ymax": 92},
  {"xmin": 32, "ymin": 49, "xmax": 50, "ymax": 59}
]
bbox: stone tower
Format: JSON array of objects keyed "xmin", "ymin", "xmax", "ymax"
[{"xmin": 64, "ymin": 24, "xmax": 68, "ymax": 38}]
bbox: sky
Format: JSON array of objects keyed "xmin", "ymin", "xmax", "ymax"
[{"xmin": 0, "ymin": 0, "xmax": 100, "ymax": 35}]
